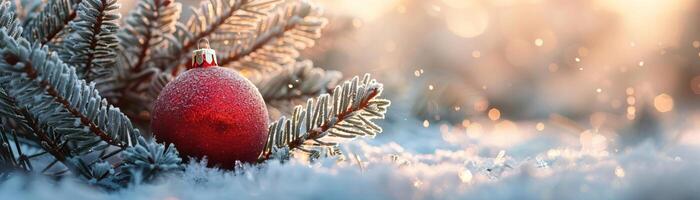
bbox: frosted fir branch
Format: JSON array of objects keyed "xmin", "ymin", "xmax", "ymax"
[
  {"xmin": 0, "ymin": 129, "xmax": 32, "ymax": 175},
  {"xmin": 16, "ymin": 108, "xmax": 69, "ymax": 165},
  {"xmin": 100, "ymin": 53, "xmax": 160, "ymax": 123},
  {"xmin": 61, "ymin": 0, "xmax": 120, "ymax": 81},
  {"xmin": 146, "ymin": 71, "xmax": 173, "ymax": 102},
  {"xmin": 256, "ymin": 60, "xmax": 341, "ymax": 102},
  {"xmin": 115, "ymin": 0, "xmax": 283, "ymax": 121},
  {"xmin": 11, "ymin": 96, "xmax": 121, "ymax": 181},
  {"xmin": 0, "ymin": 29, "xmax": 182, "ymax": 187},
  {"xmin": 0, "ymin": 1, "xmax": 31, "ymax": 135},
  {"xmin": 7, "ymin": 0, "xmax": 43, "ymax": 22},
  {"xmin": 42, "ymin": 135, "xmax": 181, "ymax": 189},
  {"xmin": 118, "ymin": 0, "xmax": 181, "ymax": 73},
  {"xmin": 64, "ymin": 158, "xmax": 119, "ymax": 189},
  {"xmin": 156, "ymin": 0, "xmax": 282, "ymax": 72},
  {"xmin": 0, "ymin": 30, "xmax": 138, "ymax": 152},
  {"xmin": 102, "ymin": 0, "xmax": 181, "ymax": 118},
  {"xmin": 218, "ymin": 0, "xmax": 327, "ymax": 73},
  {"xmin": 146, "ymin": 0, "xmax": 327, "ymax": 119},
  {"xmin": 0, "ymin": 88, "xmax": 40, "ymax": 142},
  {"xmin": 257, "ymin": 60, "xmax": 341, "ymax": 119},
  {"xmin": 1, "ymin": 105, "xmax": 181, "ymax": 188},
  {"xmin": 1, "ymin": 85, "xmax": 95, "ymax": 180},
  {"xmin": 63, "ymin": 135, "xmax": 183, "ymax": 190},
  {"xmin": 0, "ymin": 89, "xmax": 26, "ymax": 130},
  {"xmin": 261, "ymin": 74, "xmax": 391, "ymax": 160},
  {"xmin": 118, "ymin": 136, "xmax": 183, "ymax": 184},
  {"xmin": 22, "ymin": 0, "xmax": 81, "ymax": 46},
  {"xmin": 0, "ymin": 1, "xmax": 24, "ymax": 40},
  {"xmin": 0, "ymin": 4, "xmax": 66, "ymax": 173}
]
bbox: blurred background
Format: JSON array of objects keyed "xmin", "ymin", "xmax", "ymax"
[
  {"xmin": 118, "ymin": 0, "xmax": 700, "ymax": 150},
  {"xmin": 304, "ymin": 0, "xmax": 700, "ymax": 150},
  {"xmin": 308, "ymin": 0, "xmax": 700, "ymax": 149}
]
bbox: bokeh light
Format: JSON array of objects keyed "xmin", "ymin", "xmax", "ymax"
[{"xmin": 653, "ymin": 93, "xmax": 674, "ymax": 113}]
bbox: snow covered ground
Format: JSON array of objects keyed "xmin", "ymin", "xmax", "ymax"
[{"xmin": 2, "ymin": 116, "xmax": 699, "ymax": 200}]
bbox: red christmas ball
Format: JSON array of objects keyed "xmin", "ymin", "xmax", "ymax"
[{"xmin": 151, "ymin": 48, "xmax": 268, "ymax": 167}]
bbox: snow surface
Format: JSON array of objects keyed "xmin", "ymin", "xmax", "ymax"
[{"xmin": 1, "ymin": 119, "xmax": 699, "ymax": 200}]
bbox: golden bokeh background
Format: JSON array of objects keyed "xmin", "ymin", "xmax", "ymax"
[{"xmin": 117, "ymin": 0, "xmax": 700, "ymax": 146}]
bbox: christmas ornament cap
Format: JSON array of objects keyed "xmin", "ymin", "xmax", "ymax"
[{"xmin": 190, "ymin": 39, "xmax": 218, "ymax": 69}]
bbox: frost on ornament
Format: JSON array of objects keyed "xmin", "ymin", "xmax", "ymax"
[{"xmin": 151, "ymin": 44, "xmax": 269, "ymax": 167}]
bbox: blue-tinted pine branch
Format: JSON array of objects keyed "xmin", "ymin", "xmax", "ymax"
[
  {"xmin": 118, "ymin": 136, "xmax": 182, "ymax": 184},
  {"xmin": 0, "ymin": 88, "xmax": 41, "ymax": 142},
  {"xmin": 0, "ymin": 129, "xmax": 32, "ymax": 175},
  {"xmin": 8, "ymin": 0, "xmax": 43, "ymax": 22},
  {"xmin": 0, "ymin": 1, "xmax": 32, "ymax": 135},
  {"xmin": 1, "ymin": 29, "xmax": 183, "ymax": 187},
  {"xmin": 105, "ymin": 0, "xmax": 181, "ymax": 119},
  {"xmin": 118, "ymin": 0, "xmax": 180, "ymax": 73},
  {"xmin": 23, "ymin": 0, "xmax": 81, "ymax": 45},
  {"xmin": 0, "ymin": 1, "xmax": 23, "ymax": 40},
  {"xmin": 0, "ymin": 29, "xmax": 137, "ymax": 151},
  {"xmin": 61, "ymin": 0, "xmax": 120, "ymax": 81},
  {"xmin": 0, "ymin": 5, "xmax": 68, "ymax": 169}
]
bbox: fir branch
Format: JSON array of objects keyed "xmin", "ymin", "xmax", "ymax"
[
  {"xmin": 22, "ymin": 0, "xmax": 81, "ymax": 45},
  {"xmin": 110, "ymin": 0, "xmax": 281, "ymax": 121},
  {"xmin": 217, "ymin": 0, "xmax": 326, "ymax": 73},
  {"xmin": 0, "ymin": 129, "xmax": 31, "ymax": 174},
  {"xmin": 156, "ymin": 0, "xmax": 282, "ymax": 72},
  {"xmin": 17, "ymin": 108, "xmax": 69, "ymax": 164},
  {"xmin": 0, "ymin": 1, "xmax": 31, "ymax": 135},
  {"xmin": 0, "ymin": 30, "xmax": 138, "ymax": 152},
  {"xmin": 256, "ymin": 60, "xmax": 341, "ymax": 119},
  {"xmin": 0, "ymin": 88, "xmax": 38, "ymax": 141},
  {"xmin": 146, "ymin": 71, "xmax": 173, "ymax": 102},
  {"xmin": 0, "ymin": 1, "xmax": 24, "ymax": 39},
  {"xmin": 61, "ymin": 0, "xmax": 120, "ymax": 81},
  {"xmin": 9, "ymin": 0, "xmax": 43, "ymax": 21},
  {"xmin": 262, "ymin": 74, "xmax": 391, "ymax": 160},
  {"xmin": 118, "ymin": 0, "xmax": 181, "ymax": 73},
  {"xmin": 1, "ymin": 28, "xmax": 183, "ymax": 187},
  {"xmin": 53, "ymin": 136, "xmax": 183, "ymax": 188},
  {"xmin": 143, "ymin": 0, "xmax": 327, "ymax": 120},
  {"xmin": 118, "ymin": 136, "xmax": 182, "ymax": 184},
  {"xmin": 65, "ymin": 158, "xmax": 120, "ymax": 189},
  {"xmin": 103, "ymin": 0, "xmax": 181, "ymax": 117},
  {"xmin": 256, "ymin": 60, "xmax": 341, "ymax": 102},
  {"xmin": 4, "ymin": 106, "xmax": 73, "ymax": 176}
]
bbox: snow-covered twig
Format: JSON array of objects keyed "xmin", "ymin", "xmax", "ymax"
[{"xmin": 262, "ymin": 74, "xmax": 390, "ymax": 160}]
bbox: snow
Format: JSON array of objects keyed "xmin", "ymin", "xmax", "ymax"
[{"xmin": 2, "ymin": 119, "xmax": 700, "ymax": 199}]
